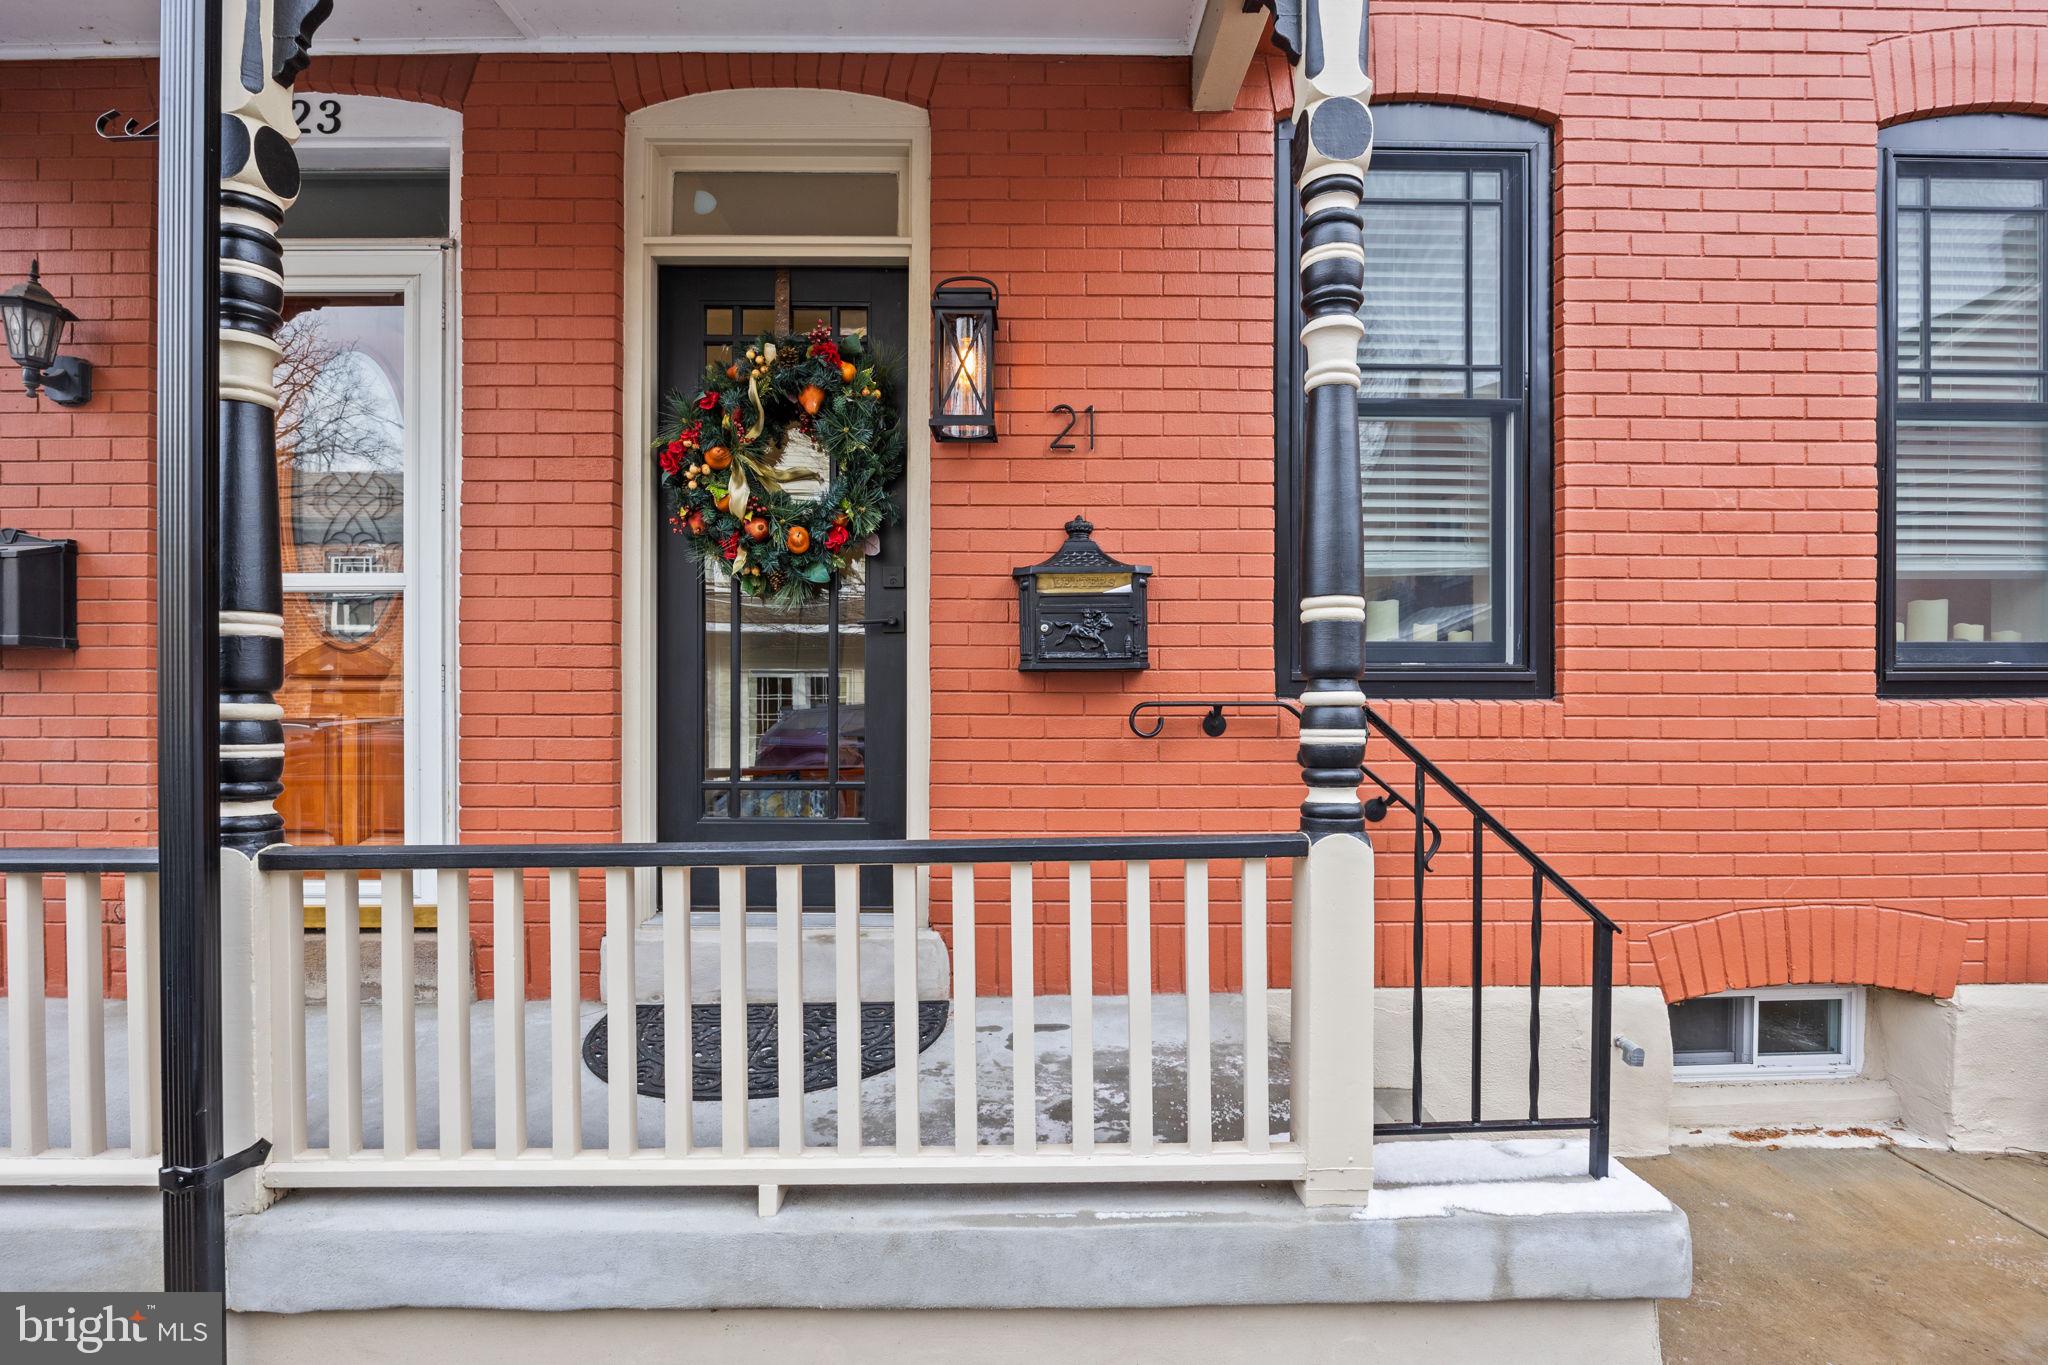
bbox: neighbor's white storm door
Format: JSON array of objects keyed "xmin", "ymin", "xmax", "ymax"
[{"xmin": 275, "ymin": 243, "xmax": 455, "ymax": 860}]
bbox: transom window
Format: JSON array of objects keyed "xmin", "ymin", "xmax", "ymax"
[
  {"xmin": 1669, "ymin": 986, "xmax": 1863, "ymax": 1082},
  {"xmin": 1275, "ymin": 106, "xmax": 1552, "ymax": 697},
  {"xmin": 1881, "ymin": 115, "xmax": 2048, "ymax": 694}
]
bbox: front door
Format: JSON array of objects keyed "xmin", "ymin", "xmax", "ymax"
[{"xmin": 655, "ymin": 266, "xmax": 910, "ymax": 900}]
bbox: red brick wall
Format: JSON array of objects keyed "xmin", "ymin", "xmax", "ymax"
[{"xmin": 5, "ymin": 4, "xmax": 2048, "ymax": 1001}]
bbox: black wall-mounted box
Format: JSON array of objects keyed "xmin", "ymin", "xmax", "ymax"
[
  {"xmin": 1013, "ymin": 517, "xmax": 1150, "ymax": 672},
  {"xmin": 0, "ymin": 529, "xmax": 79, "ymax": 650}
]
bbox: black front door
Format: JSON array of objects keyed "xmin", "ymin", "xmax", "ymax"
[{"xmin": 655, "ymin": 266, "xmax": 910, "ymax": 901}]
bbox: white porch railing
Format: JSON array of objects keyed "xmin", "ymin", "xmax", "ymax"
[
  {"xmin": 0, "ymin": 851, "xmax": 162, "ymax": 1185},
  {"xmin": 0, "ymin": 833, "xmax": 1383, "ymax": 1208},
  {"xmin": 251, "ymin": 836, "xmax": 1358, "ymax": 1207}
]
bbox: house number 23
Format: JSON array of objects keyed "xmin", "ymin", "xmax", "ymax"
[
  {"xmin": 292, "ymin": 98, "xmax": 342, "ymax": 135},
  {"xmin": 1050, "ymin": 404, "xmax": 1097, "ymax": 452}
]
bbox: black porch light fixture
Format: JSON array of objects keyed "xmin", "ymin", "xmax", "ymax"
[
  {"xmin": 0, "ymin": 260, "xmax": 92, "ymax": 407},
  {"xmin": 930, "ymin": 275, "xmax": 998, "ymax": 441}
]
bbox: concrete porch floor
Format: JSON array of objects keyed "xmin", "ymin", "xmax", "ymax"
[
  {"xmin": 1637, "ymin": 1145, "xmax": 2048, "ymax": 1364},
  {"xmin": 0, "ymin": 995, "xmax": 1416, "ymax": 1153}
]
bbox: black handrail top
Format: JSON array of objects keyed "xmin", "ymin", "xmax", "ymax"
[
  {"xmin": 1363, "ymin": 705, "xmax": 1621, "ymax": 936},
  {"xmin": 259, "ymin": 832, "xmax": 1311, "ymax": 872},
  {"xmin": 0, "ymin": 848, "xmax": 160, "ymax": 873}
]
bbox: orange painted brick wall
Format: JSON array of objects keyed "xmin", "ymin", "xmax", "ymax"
[{"xmin": 4, "ymin": 5, "xmax": 2048, "ymax": 1003}]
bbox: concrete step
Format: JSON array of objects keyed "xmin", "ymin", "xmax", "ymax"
[{"xmin": 302, "ymin": 930, "xmax": 443, "ymax": 1005}]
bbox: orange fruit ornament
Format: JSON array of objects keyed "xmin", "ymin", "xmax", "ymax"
[
  {"xmin": 840, "ymin": 360, "xmax": 857, "ymax": 383},
  {"xmin": 726, "ymin": 363, "xmax": 740, "ymax": 380},
  {"xmin": 786, "ymin": 525, "xmax": 811, "ymax": 553},
  {"xmin": 745, "ymin": 516, "xmax": 770, "ymax": 541},
  {"xmin": 799, "ymin": 385, "xmax": 825, "ymax": 416},
  {"xmin": 704, "ymin": 445, "xmax": 732, "ymax": 470}
]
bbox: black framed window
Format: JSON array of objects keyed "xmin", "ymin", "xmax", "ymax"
[
  {"xmin": 1881, "ymin": 115, "xmax": 2048, "ymax": 695},
  {"xmin": 1275, "ymin": 106, "xmax": 1552, "ymax": 698}
]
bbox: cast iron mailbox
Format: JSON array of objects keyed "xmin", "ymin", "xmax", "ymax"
[
  {"xmin": 0, "ymin": 529, "xmax": 78, "ymax": 650},
  {"xmin": 1013, "ymin": 516, "xmax": 1150, "ymax": 672}
]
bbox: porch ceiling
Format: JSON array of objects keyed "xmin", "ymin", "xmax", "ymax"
[{"xmin": 0, "ymin": 0, "xmax": 1215, "ymax": 60}]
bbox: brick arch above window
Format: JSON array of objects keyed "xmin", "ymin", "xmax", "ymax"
[
  {"xmin": 1365, "ymin": 14, "xmax": 1574, "ymax": 125},
  {"xmin": 1647, "ymin": 905, "xmax": 1968, "ymax": 1004},
  {"xmin": 298, "ymin": 54, "xmax": 476, "ymax": 109},
  {"xmin": 1870, "ymin": 24, "xmax": 2048, "ymax": 126},
  {"xmin": 610, "ymin": 53, "xmax": 948, "ymax": 114}
]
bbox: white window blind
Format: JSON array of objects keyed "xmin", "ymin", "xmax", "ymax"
[
  {"xmin": 1895, "ymin": 420, "xmax": 2048, "ymax": 575},
  {"xmin": 1361, "ymin": 416, "xmax": 1494, "ymax": 577}
]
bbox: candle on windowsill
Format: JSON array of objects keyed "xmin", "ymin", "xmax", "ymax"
[
  {"xmin": 1953, "ymin": 623, "xmax": 1985, "ymax": 642},
  {"xmin": 1904, "ymin": 598, "xmax": 1949, "ymax": 643},
  {"xmin": 1993, "ymin": 629, "xmax": 2024, "ymax": 642},
  {"xmin": 1411, "ymin": 622, "xmax": 1439, "ymax": 642},
  {"xmin": 1366, "ymin": 599, "xmax": 1400, "ymax": 641}
]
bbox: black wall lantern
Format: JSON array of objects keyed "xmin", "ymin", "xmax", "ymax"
[
  {"xmin": 0, "ymin": 261, "xmax": 91, "ymax": 407},
  {"xmin": 930, "ymin": 275, "xmax": 997, "ymax": 441},
  {"xmin": 1014, "ymin": 516, "xmax": 1151, "ymax": 671}
]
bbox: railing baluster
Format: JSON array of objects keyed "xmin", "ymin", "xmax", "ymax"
[
  {"xmin": 718, "ymin": 866, "xmax": 747, "ymax": 1155},
  {"xmin": 1068, "ymin": 863, "xmax": 1093, "ymax": 1156},
  {"xmin": 280, "ymin": 871, "xmax": 308, "ymax": 1160},
  {"xmin": 65, "ymin": 873, "xmax": 107, "ymax": 1156},
  {"xmin": 1470, "ymin": 820, "xmax": 1483, "ymax": 1125},
  {"xmin": 1242, "ymin": 858, "xmax": 1268, "ymax": 1153},
  {"xmin": 1529, "ymin": 869, "xmax": 1543, "ymax": 1124},
  {"xmin": 1185, "ymin": 859, "xmax": 1210, "ymax": 1155},
  {"xmin": 1411, "ymin": 769, "xmax": 1426, "ymax": 1127},
  {"xmin": 604, "ymin": 868, "xmax": 636, "ymax": 1156},
  {"xmin": 1127, "ymin": 861, "xmax": 1153, "ymax": 1154},
  {"xmin": 775, "ymin": 865, "xmax": 803, "ymax": 1156},
  {"xmin": 834, "ymin": 864, "xmax": 860, "ymax": 1154},
  {"xmin": 381, "ymin": 870, "xmax": 416, "ymax": 1159},
  {"xmin": 546, "ymin": 869, "xmax": 579, "ymax": 1159},
  {"xmin": 951, "ymin": 865, "xmax": 976, "ymax": 1155},
  {"xmin": 436, "ymin": 869, "xmax": 472, "ymax": 1159},
  {"xmin": 123, "ymin": 873, "xmax": 159, "ymax": 1157},
  {"xmin": 328, "ymin": 870, "xmax": 362, "ymax": 1158},
  {"xmin": 1590, "ymin": 924, "xmax": 1614, "ymax": 1178},
  {"xmin": 492, "ymin": 869, "xmax": 527, "ymax": 1159},
  {"xmin": 660, "ymin": 868, "xmax": 692, "ymax": 1156},
  {"xmin": 5, "ymin": 873, "xmax": 48, "ymax": 1157},
  {"xmin": 1008, "ymin": 862, "xmax": 1033, "ymax": 1156},
  {"xmin": 894, "ymin": 864, "xmax": 920, "ymax": 1156}
]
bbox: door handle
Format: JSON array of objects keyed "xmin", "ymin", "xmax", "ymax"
[{"xmin": 860, "ymin": 616, "xmax": 904, "ymax": 633}]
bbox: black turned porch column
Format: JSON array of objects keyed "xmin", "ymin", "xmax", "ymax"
[
  {"xmin": 216, "ymin": 0, "xmax": 330, "ymax": 855},
  {"xmin": 1268, "ymin": 0, "xmax": 1375, "ymax": 838}
]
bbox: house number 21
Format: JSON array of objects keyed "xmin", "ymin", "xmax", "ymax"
[{"xmin": 1050, "ymin": 404, "xmax": 1097, "ymax": 451}]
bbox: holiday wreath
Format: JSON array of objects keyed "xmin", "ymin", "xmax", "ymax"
[{"xmin": 654, "ymin": 321, "xmax": 905, "ymax": 603}]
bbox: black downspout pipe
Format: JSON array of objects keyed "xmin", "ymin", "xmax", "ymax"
[{"xmin": 156, "ymin": 0, "xmax": 226, "ymax": 1292}]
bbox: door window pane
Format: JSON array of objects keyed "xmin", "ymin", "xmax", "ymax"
[
  {"xmin": 671, "ymin": 171, "xmax": 899, "ymax": 237},
  {"xmin": 277, "ymin": 297, "xmax": 407, "ymax": 574},
  {"xmin": 277, "ymin": 590, "xmax": 406, "ymax": 848}
]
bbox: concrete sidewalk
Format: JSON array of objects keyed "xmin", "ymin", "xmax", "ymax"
[{"xmin": 1637, "ymin": 1144, "xmax": 2048, "ymax": 1364}]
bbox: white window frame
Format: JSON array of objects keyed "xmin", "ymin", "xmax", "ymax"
[
  {"xmin": 1672, "ymin": 985, "xmax": 1864, "ymax": 1083},
  {"xmin": 280, "ymin": 242, "xmax": 459, "ymax": 869}
]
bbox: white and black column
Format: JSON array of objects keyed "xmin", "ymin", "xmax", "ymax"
[
  {"xmin": 216, "ymin": 0, "xmax": 327, "ymax": 854},
  {"xmin": 1273, "ymin": 0, "xmax": 1375, "ymax": 838}
]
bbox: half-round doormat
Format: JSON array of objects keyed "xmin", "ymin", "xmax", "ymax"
[{"xmin": 582, "ymin": 1001, "xmax": 951, "ymax": 1101}]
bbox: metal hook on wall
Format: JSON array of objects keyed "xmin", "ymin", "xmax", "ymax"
[
  {"xmin": 1126, "ymin": 698, "xmax": 1303, "ymax": 739},
  {"xmin": 94, "ymin": 110, "xmax": 161, "ymax": 142}
]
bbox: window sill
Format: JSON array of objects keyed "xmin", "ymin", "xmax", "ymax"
[{"xmin": 1880, "ymin": 670, "xmax": 2048, "ymax": 699}]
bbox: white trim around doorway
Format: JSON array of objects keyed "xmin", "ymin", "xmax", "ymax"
[{"xmin": 620, "ymin": 89, "xmax": 934, "ymax": 918}]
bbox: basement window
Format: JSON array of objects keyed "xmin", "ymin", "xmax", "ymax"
[{"xmin": 1669, "ymin": 986, "xmax": 1863, "ymax": 1082}]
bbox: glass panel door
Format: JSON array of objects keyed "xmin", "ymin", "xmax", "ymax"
[
  {"xmin": 655, "ymin": 266, "xmax": 909, "ymax": 904},
  {"xmin": 275, "ymin": 246, "xmax": 452, "ymax": 862}
]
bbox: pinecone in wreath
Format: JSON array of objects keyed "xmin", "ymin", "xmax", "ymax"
[{"xmin": 767, "ymin": 570, "xmax": 788, "ymax": 593}]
